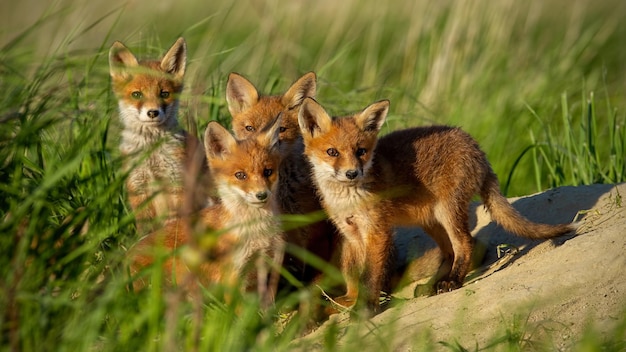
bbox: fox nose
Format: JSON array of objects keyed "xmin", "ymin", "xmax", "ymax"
[
  {"xmin": 345, "ymin": 170, "xmax": 359, "ymax": 180},
  {"xmin": 255, "ymin": 191, "xmax": 268, "ymax": 201},
  {"xmin": 147, "ymin": 110, "xmax": 160, "ymax": 119}
]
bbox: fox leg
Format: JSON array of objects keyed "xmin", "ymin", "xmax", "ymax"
[
  {"xmin": 361, "ymin": 228, "xmax": 394, "ymax": 314},
  {"xmin": 422, "ymin": 223, "xmax": 455, "ymax": 292},
  {"xmin": 433, "ymin": 203, "xmax": 474, "ymax": 293},
  {"xmin": 331, "ymin": 239, "xmax": 364, "ymax": 311}
]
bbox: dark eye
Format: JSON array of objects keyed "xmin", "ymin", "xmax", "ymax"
[
  {"xmin": 327, "ymin": 148, "xmax": 339, "ymax": 157},
  {"xmin": 356, "ymin": 148, "xmax": 367, "ymax": 157},
  {"xmin": 245, "ymin": 126, "xmax": 255, "ymax": 132},
  {"xmin": 235, "ymin": 171, "xmax": 247, "ymax": 180},
  {"xmin": 160, "ymin": 90, "xmax": 170, "ymax": 99},
  {"xmin": 279, "ymin": 127, "xmax": 287, "ymax": 133},
  {"xmin": 131, "ymin": 91, "xmax": 142, "ymax": 99},
  {"xmin": 263, "ymin": 168, "xmax": 273, "ymax": 177}
]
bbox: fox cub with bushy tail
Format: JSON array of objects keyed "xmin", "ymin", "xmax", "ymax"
[
  {"xmin": 130, "ymin": 117, "xmax": 284, "ymax": 305},
  {"xmin": 298, "ymin": 97, "xmax": 576, "ymax": 315},
  {"xmin": 109, "ymin": 37, "xmax": 214, "ymax": 229}
]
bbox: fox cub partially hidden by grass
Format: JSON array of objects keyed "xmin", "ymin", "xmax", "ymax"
[
  {"xmin": 130, "ymin": 117, "xmax": 284, "ymax": 305},
  {"xmin": 109, "ymin": 37, "xmax": 213, "ymax": 229},
  {"xmin": 226, "ymin": 72, "xmax": 339, "ymax": 282},
  {"xmin": 298, "ymin": 97, "xmax": 576, "ymax": 315}
]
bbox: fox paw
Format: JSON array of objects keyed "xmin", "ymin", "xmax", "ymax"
[
  {"xmin": 436, "ymin": 280, "xmax": 461, "ymax": 294},
  {"xmin": 324, "ymin": 295, "xmax": 356, "ymax": 315}
]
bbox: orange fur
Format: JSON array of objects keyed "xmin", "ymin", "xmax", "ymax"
[
  {"xmin": 129, "ymin": 118, "xmax": 284, "ymax": 306},
  {"xmin": 298, "ymin": 97, "xmax": 575, "ymax": 315},
  {"xmin": 109, "ymin": 38, "xmax": 214, "ymax": 231},
  {"xmin": 226, "ymin": 73, "xmax": 339, "ymax": 283}
]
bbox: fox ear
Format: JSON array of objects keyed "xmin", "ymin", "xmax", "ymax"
[
  {"xmin": 258, "ymin": 113, "xmax": 282, "ymax": 152},
  {"xmin": 204, "ymin": 121, "xmax": 237, "ymax": 159},
  {"xmin": 282, "ymin": 72, "xmax": 317, "ymax": 109},
  {"xmin": 109, "ymin": 41, "xmax": 138, "ymax": 80},
  {"xmin": 298, "ymin": 97, "xmax": 332, "ymax": 138},
  {"xmin": 226, "ymin": 73, "xmax": 259, "ymax": 117},
  {"xmin": 160, "ymin": 37, "xmax": 187, "ymax": 80},
  {"xmin": 355, "ymin": 100, "xmax": 389, "ymax": 133}
]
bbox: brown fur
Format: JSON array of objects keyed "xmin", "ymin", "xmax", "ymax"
[
  {"xmin": 226, "ymin": 73, "xmax": 339, "ymax": 283},
  {"xmin": 298, "ymin": 97, "xmax": 575, "ymax": 315},
  {"xmin": 129, "ymin": 119, "xmax": 284, "ymax": 306},
  {"xmin": 109, "ymin": 38, "xmax": 215, "ymax": 232}
]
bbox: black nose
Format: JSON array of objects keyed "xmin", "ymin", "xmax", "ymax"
[
  {"xmin": 256, "ymin": 191, "xmax": 268, "ymax": 201},
  {"xmin": 345, "ymin": 170, "xmax": 359, "ymax": 180},
  {"xmin": 147, "ymin": 110, "xmax": 160, "ymax": 118}
]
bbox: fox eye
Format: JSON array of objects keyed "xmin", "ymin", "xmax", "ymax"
[
  {"xmin": 327, "ymin": 148, "xmax": 339, "ymax": 157},
  {"xmin": 356, "ymin": 148, "xmax": 367, "ymax": 157},
  {"xmin": 160, "ymin": 90, "xmax": 170, "ymax": 99},
  {"xmin": 235, "ymin": 171, "xmax": 247, "ymax": 180},
  {"xmin": 279, "ymin": 127, "xmax": 287, "ymax": 133},
  {"xmin": 245, "ymin": 125, "xmax": 255, "ymax": 132},
  {"xmin": 263, "ymin": 168, "xmax": 273, "ymax": 177},
  {"xmin": 131, "ymin": 91, "xmax": 142, "ymax": 99}
]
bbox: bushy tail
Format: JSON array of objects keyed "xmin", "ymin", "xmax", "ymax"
[{"xmin": 480, "ymin": 171, "xmax": 576, "ymax": 239}]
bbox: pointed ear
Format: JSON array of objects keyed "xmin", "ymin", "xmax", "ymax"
[
  {"xmin": 109, "ymin": 41, "xmax": 138, "ymax": 80},
  {"xmin": 160, "ymin": 37, "xmax": 187, "ymax": 80},
  {"xmin": 282, "ymin": 72, "xmax": 317, "ymax": 109},
  {"xmin": 204, "ymin": 121, "xmax": 237, "ymax": 159},
  {"xmin": 226, "ymin": 72, "xmax": 259, "ymax": 117},
  {"xmin": 258, "ymin": 113, "xmax": 282, "ymax": 152},
  {"xmin": 298, "ymin": 97, "xmax": 332, "ymax": 139},
  {"xmin": 355, "ymin": 100, "xmax": 389, "ymax": 133}
]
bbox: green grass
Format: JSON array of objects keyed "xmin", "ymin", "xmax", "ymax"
[{"xmin": 1, "ymin": 0, "xmax": 626, "ymax": 351}]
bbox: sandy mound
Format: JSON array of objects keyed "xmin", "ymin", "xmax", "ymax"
[{"xmin": 298, "ymin": 183, "xmax": 626, "ymax": 350}]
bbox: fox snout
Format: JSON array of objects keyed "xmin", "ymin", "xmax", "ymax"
[
  {"xmin": 345, "ymin": 169, "xmax": 359, "ymax": 180},
  {"xmin": 147, "ymin": 109, "xmax": 160, "ymax": 119},
  {"xmin": 255, "ymin": 191, "xmax": 269, "ymax": 202},
  {"xmin": 334, "ymin": 167, "xmax": 363, "ymax": 183},
  {"xmin": 246, "ymin": 189, "xmax": 272, "ymax": 207},
  {"xmin": 140, "ymin": 105, "xmax": 168, "ymax": 123}
]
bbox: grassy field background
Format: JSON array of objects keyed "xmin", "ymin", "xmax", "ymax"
[{"xmin": 1, "ymin": 0, "xmax": 625, "ymax": 350}]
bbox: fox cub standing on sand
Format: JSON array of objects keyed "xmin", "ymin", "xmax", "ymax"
[
  {"xmin": 298, "ymin": 97, "xmax": 576, "ymax": 315},
  {"xmin": 130, "ymin": 118, "xmax": 284, "ymax": 305},
  {"xmin": 109, "ymin": 37, "xmax": 213, "ymax": 228},
  {"xmin": 226, "ymin": 72, "xmax": 339, "ymax": 281}
]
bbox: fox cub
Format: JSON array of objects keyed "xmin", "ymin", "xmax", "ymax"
[
  {"xmin": 298, "ymin": 97, "xmax": 575, "ymax": 314},
  {"xmin": 130, "ymin": 117, "xmax": 284, "ymax": 305},
  {"xmin": 226, "ymin": 73, "xmax": 339, "ymax": 282},
  {"xmin": 226, "ymin": 72, "xmax": 316, "ymax": 144},
  {"xmin": 109, "ymin": 37, "xmax": 213, "ymax": 229}
]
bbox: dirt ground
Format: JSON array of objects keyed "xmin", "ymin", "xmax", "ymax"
[{"xmin": 297, "ymin": 183, "xmax": 626, "ymax": 350}]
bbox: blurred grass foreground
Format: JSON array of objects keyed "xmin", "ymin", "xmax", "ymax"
[{"xmin": 0, "ymin": 0, "xmax": 625, "ymax": 350}]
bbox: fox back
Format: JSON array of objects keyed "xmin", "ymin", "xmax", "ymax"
[{"xmin": 109, "ymin": 38, "xmax": 213, "ymax": 227}]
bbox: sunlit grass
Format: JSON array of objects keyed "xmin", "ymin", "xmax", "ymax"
[{"xmin": 1, "ymin": 0, "xmax": 625, "ymax": 350}]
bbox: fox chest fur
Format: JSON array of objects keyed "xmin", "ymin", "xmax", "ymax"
[{"xmin": 121, "ymin": 126, "xmax": 187, "ymax": 197}]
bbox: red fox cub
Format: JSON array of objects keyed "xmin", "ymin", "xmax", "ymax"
[
  {"xmin": 298, "ymin": 97, "xmax": 575, "ymax": 315},
  {"xmin": 226, "ymin": 73, "xmax": 339, "ymax": 282},
  {"xmin": 226, "ymin": 72, "xmax": 316, "ymax": 144},
  {"xmin": 130, "ymin": 118, "xmax": 284, "ymax": 305},
  {"xmin": 109, "ymin": 37, "xmax": 213, "ymax": 230}
]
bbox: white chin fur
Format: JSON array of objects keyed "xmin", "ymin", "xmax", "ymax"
[
  {"xmin": 118, "ymin": 102, "xmax": 168, "ymax": 127},
  {"xmin": 310, "ymin": 157, "xmax": 360, "ymax": 185}
]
